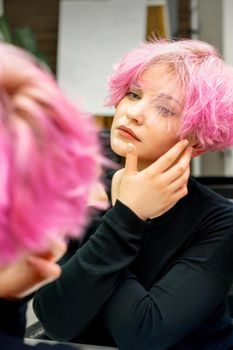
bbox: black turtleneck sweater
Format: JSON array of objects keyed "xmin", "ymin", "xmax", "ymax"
[{"xmin": 33, "ymin": 173, "xmax": 233, "ymax": 350}]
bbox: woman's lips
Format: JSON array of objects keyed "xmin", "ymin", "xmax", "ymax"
[{"xmin": 117, "ymin": 126, "xmax": 141, "ymax": 141}]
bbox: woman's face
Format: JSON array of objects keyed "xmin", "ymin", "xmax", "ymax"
[{"xmin": 110, "ymin": 64, "xmax": 183, "ymax": 170}]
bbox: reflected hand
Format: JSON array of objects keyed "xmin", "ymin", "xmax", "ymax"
[
  {"xmin": 88, "ymin": 182, "xmax": 109, "ymax": 210},
  {"xmin": 0, "ymin": 239, "xmax": 67, "ymax": 300}
]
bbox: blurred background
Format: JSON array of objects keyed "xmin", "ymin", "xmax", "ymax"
[{"xmin": 0, "ymin": 0, "xmax": 233, "ymax": 178}]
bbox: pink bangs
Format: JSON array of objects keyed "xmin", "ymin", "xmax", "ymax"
[
  {"xmin": 0, "ymin": 43, "xmax": 101, "ymax": 264},
  {"xmin": 106, "ymin": 39, "xmax": 233, "ymax": 151}
]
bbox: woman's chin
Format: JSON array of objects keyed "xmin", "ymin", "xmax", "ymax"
[
  {"xmin": 114, "ymin": 149, "xmax": 126, "ymax": 158},
  {"xmin": 111, "ymin": 143, "xmax": 127, "ymax": 158}
]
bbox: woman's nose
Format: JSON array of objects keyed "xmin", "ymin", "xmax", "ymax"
[{"xmin": 126, "ymin": 104, "xmax": 144, "ymax": 124}]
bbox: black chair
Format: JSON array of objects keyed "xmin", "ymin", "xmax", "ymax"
[{"xmin": 194, "ymin": 176, "xmax": 233, "ymax": 200}]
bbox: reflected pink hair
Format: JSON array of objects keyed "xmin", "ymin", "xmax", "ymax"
[
  {"xmin": 0, "ymin": 43, "xmax": 101, "ymax": 264},
  {"xmin": 106, "ymin": 39, "xmax": 233, "ymax": 151}
]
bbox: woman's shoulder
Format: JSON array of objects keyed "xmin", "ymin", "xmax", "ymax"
[{"xmin": 187, "ymin": 177, "xmax": 233, "ymax": 244}]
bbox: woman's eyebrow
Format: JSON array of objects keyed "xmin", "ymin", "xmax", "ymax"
[
  {"xmin": 129, "ymin": 83, "xmax": 142, "ymax": 91},
  {"xmin": 157, "ymin": 93, "xmax": 181, "ymax": 106}
]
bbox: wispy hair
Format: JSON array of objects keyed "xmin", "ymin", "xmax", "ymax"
[
  {"xmin": 106, "ymin": 39, "xmax": 233, "ymax": 151},
  {"xmin": 0, "ymin": 43, "xmax": 101, "ymax": 264}
]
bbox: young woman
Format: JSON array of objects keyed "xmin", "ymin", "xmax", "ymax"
[
  {"xmin": 34, "ymin": 39, "xmax": 233, "ymax": 350},
  {"xmin": 0, "ymin": 42, "xmax": 101, "ymax": 350}
]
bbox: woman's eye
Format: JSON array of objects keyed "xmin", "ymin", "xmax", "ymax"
[
  {"xmin": 157, "ymin": 106, "xmax": 175, "ymax": 116},
  {"xmin": 126, "ymin": 91, "xmax": 141, "ymax": 100}
]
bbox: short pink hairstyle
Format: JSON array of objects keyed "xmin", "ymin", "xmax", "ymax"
[
  {"xmin": 0, "ymin": 43, "xmax": 101, "ymax": 264},
  {"xmin": 106, "ymin": 39, "xmax": 233, "ymax": 151}
]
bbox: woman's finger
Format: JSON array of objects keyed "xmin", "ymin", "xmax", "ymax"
[
  {"xmin": 26, "ymin": 256, "xmax": 62, "ymax": 280},
  {"xmin": 147, "ymin": 139, "xmax": 189, "ymax": 174},
  {"xmin": 160, "ymin": 147, "xmax": 192, "ymax": 185}
]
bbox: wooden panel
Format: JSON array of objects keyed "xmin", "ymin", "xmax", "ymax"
[
  {"xmin": 146, "ymin": 5, "xmax": 167, "ymax": 40},
  {"xmin": 94, "ymin": 115, "xmax": 113, "ymax": 129},
  {"xmin": 177, "ymin": 0, "xmax": 191, "ymax": 38},
  {"xmin": 4, "ymin": 0, "xmax": 59, "ymax": 74}
]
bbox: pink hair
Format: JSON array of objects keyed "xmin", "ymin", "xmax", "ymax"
[
  {"xmin": 106, "ymin": 39, "xmax": 233, "ymax": 151},
  {"xmin": 0, "ymin": 43, "xmax": 101, "ymax": 264}
]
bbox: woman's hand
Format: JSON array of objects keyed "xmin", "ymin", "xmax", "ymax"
[
  {"xmin": 0, "ymin": 239, "xmax": 67, "ymax": 300},
  {"xmin": 116, "ymin": 140, "xmax": 192, "ymax": 220},
  {"xmin": 88, "ymin": 182, "xmax": 109, "ymax": 210}
]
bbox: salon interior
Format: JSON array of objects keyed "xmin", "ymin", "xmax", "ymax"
[{"xmin": 1, "ymin": 0, "xmax": 233, "ymax": 349}]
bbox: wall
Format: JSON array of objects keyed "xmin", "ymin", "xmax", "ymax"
[
  {"xmin": 0, "ymin": 0, "xmax": 3, "ymax": 14},
  {"xmin": 167, "ymin": 0, "xmax": 178, "ymax": 37},
  {"xmin": 222, "ymin": 0, "xmax": 233, "ymax": 176},
  {"xmin": 198, "ymin": 0, "xmax": 222, "ymax": 53},
  {"xmin": 3, "ymin": 0, "xmax": 59, "ymax": 74},
  {"xmin": 58, "ymin": 0, "xmax": 147, "ymax": 115},
  {"xmin": 197, "ymin": 0, "xmax": 233, "ymax": 176}
]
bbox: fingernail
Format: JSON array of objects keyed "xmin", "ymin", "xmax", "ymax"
[{"xmin": 182, "ymin": 139, "xmax": 189, "ymax": 147}]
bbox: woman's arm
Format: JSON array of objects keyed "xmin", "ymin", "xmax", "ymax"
[
  {"xmin": 103, "ymin": 228, "xmax": 233, "ymax": 350},
  {"xmin": 33, "ymin": 201, "xmax": 146, "ymax": 341}
]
